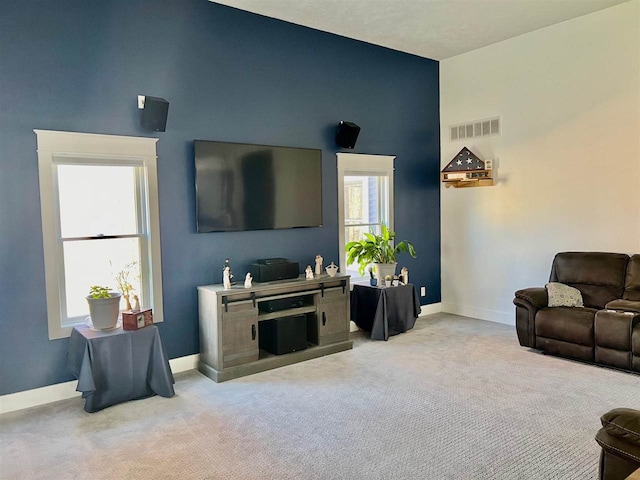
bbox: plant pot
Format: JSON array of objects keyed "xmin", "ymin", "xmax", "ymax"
[
  {"xmin": 373, "ymin": 263, "xmax": 397, "ymax": 286},
  {"xmin": 86, "ymin": 293, "xmax": 122, "ymax": 330}
]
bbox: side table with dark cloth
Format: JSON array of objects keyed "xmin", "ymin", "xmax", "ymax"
[
  {"xmin": 350, "ymin": 283, "xmax": 421, "ymax": 340},
  {"xmin": 67, "ymin": 325, "xmax": 175, "ymax": 412}
]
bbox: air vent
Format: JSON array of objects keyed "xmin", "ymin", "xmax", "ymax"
[{"xmin": 449, "ymin": 117, "xmax": 500, "ymax": 142}]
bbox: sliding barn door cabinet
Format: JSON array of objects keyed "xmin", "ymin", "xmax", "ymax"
[{"xmin": 197, "ymin": 274, "xmax": 352, "ymax": 382}]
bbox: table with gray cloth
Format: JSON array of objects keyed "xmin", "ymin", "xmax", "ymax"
[
  {"xmin": 350, "ymin": 283, "xmax": 421, "ymax": 340},
  {"xmin": 67, "ymin": 325, "xmax": 175, "ymax": 412}
]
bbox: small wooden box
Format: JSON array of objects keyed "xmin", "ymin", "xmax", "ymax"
[{"xmin": 122, "ymin": 308, "xmax": 153, "ymax": 330}]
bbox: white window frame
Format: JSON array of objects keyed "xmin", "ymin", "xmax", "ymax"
[
  {"xmin": 337, "ymin": 153, "xmax": 395, "ymax": 282},
  {"xmin": 35, "ymin": 130, "xmax": 164, "ymax": 340}
]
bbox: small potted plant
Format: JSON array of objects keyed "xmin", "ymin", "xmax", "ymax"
[
  {"xmin": 113, "ymin": 261, "xmax": 139, "ymax": 311},
  {"xmin": 346, "ymin": 223, "xmax": 417, "ymax": 285},
  {"xmin": 86, "ymin": 286, "xmax": 122, "ymax": 330}
]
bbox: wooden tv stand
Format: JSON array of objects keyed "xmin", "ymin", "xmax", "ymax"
[{"xmin": 197, "ymin": 274, "xmax": 352, "ymax": 382}]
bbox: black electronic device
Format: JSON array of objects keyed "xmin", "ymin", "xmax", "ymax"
[
  {"xmin": 259, "ymin": 297, "xmax": 306, "ymax": 313},
  {"xmin": 259, "ymin": 315, "xmax": 308, "ymax": 355},
  {"xmin": 249, "ymin": 261, "xmax": 299, "ymax": 283},
  {"xmin": 140, "ymin": 96, "xmax": 169, "ymax": 132},
  {"xmin": 336, "ymin": 121, "xmax": 360, "ymax": 149},
  {"xmin": 257, "ymin": 258, "xmax": 291, "ymax": 265},
  {"xmin": 194, "ymin": 140, "xmax": 323, "ymax": 232}
]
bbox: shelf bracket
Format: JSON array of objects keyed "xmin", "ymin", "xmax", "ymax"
[
  {"xmin": 251, "ymin": 292, "xmax": 256, "ymax": 308},
  {"xmin": 341, "ymin": 280, "xmax": 346, "ymax": 294},
  {"xmin": 222, "ymin": 296, "xmax": 228, "ymax": 313},
  {"xmin": 320, "ymin": 283, "xmax": 325, "ymax": 297}
]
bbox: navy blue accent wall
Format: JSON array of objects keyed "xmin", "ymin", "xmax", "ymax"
[{"xmin": 0, "ymin": 0, "xmax": 440, "ymax": 395}]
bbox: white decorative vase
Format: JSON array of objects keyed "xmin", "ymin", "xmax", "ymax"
[
  {"xmin": 373, "ymin": 263, "xmax": 397, "ymax": 286},
  {"xmin": 86, "ymin": 293, "xmax": 122, "ymax": 330},
  {"xmin": 325, "ymin": 262, "xmax": 339, "ymax": 277}
]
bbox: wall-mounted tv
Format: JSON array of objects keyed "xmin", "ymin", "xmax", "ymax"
[{"xmin": 194, "ymin": 140, "xmax": 323, "ymax": 233}]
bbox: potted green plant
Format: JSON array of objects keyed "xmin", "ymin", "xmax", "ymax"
[
  {"xmin": 86, "ymin": 286, "xmax": 122, "ymax": 330},
  {"xmin": 345, "ymin": 223, "xmax": 417, "ymax": 285}
]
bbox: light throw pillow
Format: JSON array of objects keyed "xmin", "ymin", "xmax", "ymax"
[{"xmin": 546, "ymin": 282, "xmax": 584, "ymax": 307}]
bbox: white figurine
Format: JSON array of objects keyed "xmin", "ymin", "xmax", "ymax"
[
  {"xmin": 244, "ymin": 272, "xmax": 253, "ymax": 288},
  {"xmin": 223, "ymin": 266, "xmax": 232, "ymax": 289},
  {"xmin": 305, "ymin": 265, "xmax": 314, "ymax": 280},
  {"xmin": 400, "ymin": 267, "xmax": 409, "ymax": 285},
  {"xmin": 315, "ymin": 255, "xmax": 323, "ymax": 276},
  {"xmin": 223, "ymin": 258, "xmax": 233, "ymax": 282}
]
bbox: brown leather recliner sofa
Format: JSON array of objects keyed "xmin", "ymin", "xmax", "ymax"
[
  {"xmin": 595, "ymin": 408, "xmax": 640, "ymax": 480},
  {"xmin": 513, "ymin": 252, "xmax": 640, "ymax": 373}
]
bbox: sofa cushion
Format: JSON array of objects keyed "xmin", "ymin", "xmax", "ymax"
[
  {"xmin": 549, "ymin": 252, "xmax": 628, "ymax": 309},
  {"xmin": 624, "ymin": 255, "xmax": 640, "ymax": 301},
  {"xmin": 601, "ymin": 408, "xmax": 640, "ymax": 447},
  {"xmin": 546, "ymin": 282, "xmax": 584, "ymax": 307},
  {"xmin": 535, "ymin": 307, "xmax": 597, "ymax": 346}
]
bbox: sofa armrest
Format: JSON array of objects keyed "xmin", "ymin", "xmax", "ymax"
[
  {"xmin": 596, "ymin": 409, "xmax": 640, "ymax": 479},
  {"xmin": 514, "ymin": 287, "xmax": 548, "ymax": 309},
  {"xmin": 605, "ymin": 300, "xmax": 640, "ymax": 314},
  {"xmin": 513, "ymin": 287, "xmax": 547, "ymax": 348},
  {"xmin": 602, "ymin": 409, "xmax": 640, "ymax": 447}
]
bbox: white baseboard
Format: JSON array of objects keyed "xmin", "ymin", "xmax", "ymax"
[
  {"xmin": 0, "ymin": 380, "xmax": 80, "ymax": 416},
  {"xmin": 419, "ymin": 302, "xmax": 442, "ymax": 316},
  {"xmin": 0, "ymin": 354, "xmax": 200, "ymax": 415},
  {"xmin": 441, "ymin": 302, "xmax": 514, "ymax": 325},
  {"xmin": 168, "ymin": 353, "xmax": 200, "ymax": 372}
]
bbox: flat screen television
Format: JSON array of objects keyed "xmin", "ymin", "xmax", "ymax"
[{"xmin": 194, "ymin": 140, "xmax": 323, "ymax": 232}]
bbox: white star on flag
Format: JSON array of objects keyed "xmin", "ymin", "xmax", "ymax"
[
  {"xmin": 466, "ymin": 159, "xmax": 473, "ymax": 164},
  {"xmin": 456, "ymin": 160, "xmax": 462, "ymax": 165}
]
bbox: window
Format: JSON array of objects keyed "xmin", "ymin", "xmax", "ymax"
[
  {"xmin": 35, "ymin": 130, "xmax": 163, "ymax": 339},
  {"xmin": 337, "ymin": 153, "xmax": 395, "ymax": 280}
]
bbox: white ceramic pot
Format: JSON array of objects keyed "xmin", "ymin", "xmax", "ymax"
[
  {"xmin": 86, "ymin": 293, "xmax": 122, "ymax": 330},
  {"xmin": 373, "ymin": 263, "xmax": 397, "ymax": 286}
]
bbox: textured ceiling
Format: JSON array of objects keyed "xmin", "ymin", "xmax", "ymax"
[{"xmin": 211, "ymin": 0, "xmax": 629, "ymax": 60}]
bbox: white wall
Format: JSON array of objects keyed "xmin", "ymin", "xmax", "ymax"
[{"xmin": 439, "ymin": 1, "xmax": 640, "ymax": 324}]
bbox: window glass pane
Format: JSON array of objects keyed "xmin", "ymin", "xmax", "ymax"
[
  {"xmin": 345, "ymin": 224, "xmax": 383, "ymax": 245},
  {"xmin": 345, "ymin": 180, "xmax": 363, "ymax": 223},
  {"xmin": 344, "ymin": 175, "xmax": 388, "ymax": 225},
  {"xmin": 57, "ymin": 164, "xmax": 138, "ymax": 238},
  {"xmin": 63, "ymin": 237, "xmax": 142, "ymax": 321}
]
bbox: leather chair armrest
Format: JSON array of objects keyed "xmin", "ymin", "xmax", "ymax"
[
  {"xmin": 605, "ymin": 300, "xmax": 640, "ymax": 314},
  {"xmin": 596, "ymin": 409, "xmax": 640, "ymax": 480},
  {"xmin": 513, "ymin": 287, "xmax": 547, "ymax": 348},
  {"xmin": 514, "ymin": 287, "xmax": 548, "ymax": 309},
  {"xmin": 602, "ymin": 409, "xmax": 640, "ymax": 447}
]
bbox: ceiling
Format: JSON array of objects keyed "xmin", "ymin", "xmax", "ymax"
[{"xmin": 211, "ymin": 0, "xmax": 629, "ymax": 60}]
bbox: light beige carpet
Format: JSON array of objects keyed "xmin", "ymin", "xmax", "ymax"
[{"xmin": 1, "ymin": 313, "xmax": 639, "ymax": 479}]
